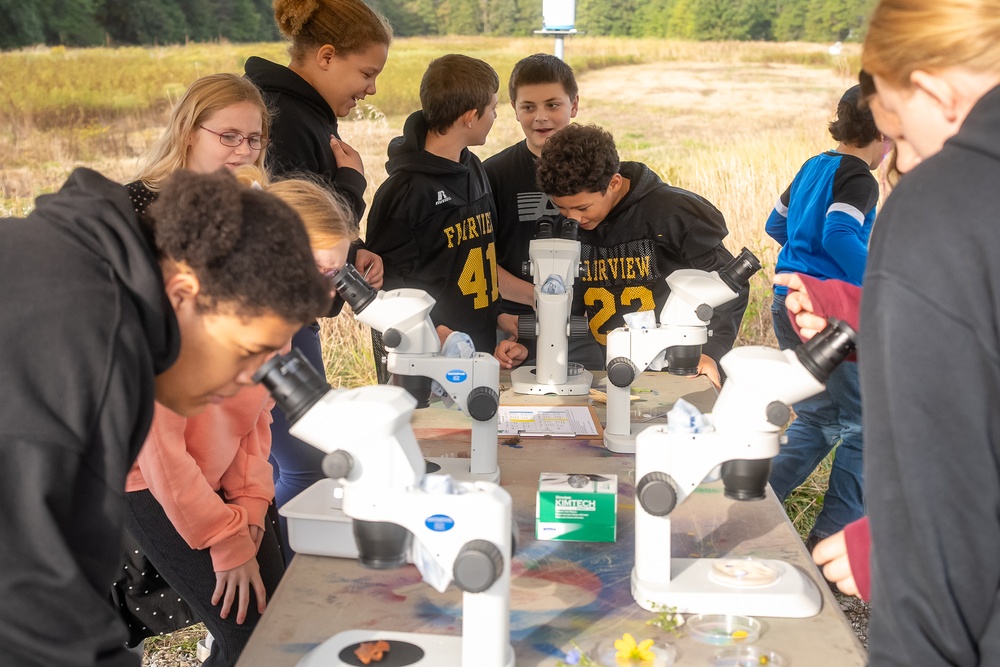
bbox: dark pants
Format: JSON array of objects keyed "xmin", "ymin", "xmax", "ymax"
[
  {"xmin": 270, "ymin": 323, "xmax": 328, "ymax": 560},
  {"xmin": 124, "ymin": 490, "xmax": 284, "ymax": 667}
]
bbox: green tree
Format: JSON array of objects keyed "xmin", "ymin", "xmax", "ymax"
[
  {"xmin": 773, "ymin": 0, "xmax": 808, "ymax": 41},
  {"xmin": 47, "ymin": 0, "xmax": 104, "ymax": 45},
  {"xmin": 98, "ymin": 0, "xmax": 188, "ymax": 44},
  {"xmin": 0, "ymin": 0, "xmax": 47, "ymax": 48}
]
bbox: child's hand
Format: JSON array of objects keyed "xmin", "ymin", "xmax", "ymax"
[
  {"xmin": 495, "ymin": 340, "xmax": 528, "ymax": 369},
  {"xmin": 249, "ymin": 525, "xmax": 264, "ymax": 553},
  {"xmin": 497, "ymin": 313, "xmax": 519, "ymax": 339},
  {"xmin": 354, "ymin": 249, "xmax": 384, "ymax": 289},
  {"xmin": 213, "ymin": 556, "xmax": 267, "ymax": 624},
  {"xmin": 435, "ymin": 325, "xmax": 454, "ymax": 348},
  {"xmin": 774, "ymin": 273, "xmax": 828, "ymax": 340},
  {"xmin": 695, "ymin": 354, "xmax": 721, "ymax": 390},
  {"xmin": 330, "ymin": 136, "xmax": 364, "ymax": 177},
  {"xmin": 812, "ymin": 531, "xmax": 859, "ymax": 597}
]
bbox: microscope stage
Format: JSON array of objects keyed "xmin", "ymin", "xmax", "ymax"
[
  {"xmin": 511, "ymin": 365, "xmax": 593, "ymax": 395},
  {"xmin": 296, "ymin": 630, "xmax": 514, "ymax": 667},
  {"xmin": 631, "ymin": 558, "xmax": 822, "ymax": 618}
]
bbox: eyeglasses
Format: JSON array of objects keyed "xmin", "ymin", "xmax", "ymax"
[{"xmin": 200, "ymin": 126, "xmax": 267, "ymax": 151}]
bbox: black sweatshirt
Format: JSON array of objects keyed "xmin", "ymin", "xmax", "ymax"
[
  {"xmin": 578, "ymin": 161, "xmax": 746, "ymax": 365},
  {"xmin": 862, "ymin": 84, "xmax": 1000, "ymax": 666},
  {"xmin": 365, "ymin": 111, "xmax": 501, "ymax": 353},
  {"xmin": 244, "ymin": 56, "xmax": 368, "ymax": 222},
  {"xmin": 0, "ymin": 169, "xmax": 180, "ymax": 667}
]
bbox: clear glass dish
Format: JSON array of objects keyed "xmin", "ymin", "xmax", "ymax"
[{"xmin": 686, "ymin": 614, "xmax": 762, "ymax": 646}]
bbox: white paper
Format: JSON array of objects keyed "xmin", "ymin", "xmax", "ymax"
[{"xmin": 497, "ymin": 405, "xmax": 600, "ymax": 437}]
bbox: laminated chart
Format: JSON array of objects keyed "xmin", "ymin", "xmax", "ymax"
[{"xmin": 497, "ymin": 405, "xmax": 602, "ymax": 438}]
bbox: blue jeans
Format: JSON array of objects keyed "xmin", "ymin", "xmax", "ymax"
[{"xmin": 769, "ymin": 293, "xmax": 865, "ymax": 539}]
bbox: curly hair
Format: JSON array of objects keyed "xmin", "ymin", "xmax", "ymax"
[
  {"xmin": 148, "ymin": 170, "xmax": 331, "ymax": 324},
  {"xmin": 420, "ymin": 54, "xmax": 499, "ymax": 134},
  {"xmin": 829, "ymin": 84, "xmax": 881, "ymax": 147},
  {"xmin": 274, "ymin": 0, "xmax": 393, "ymax": 61},
  {"xmin": 536, "ymin": 124, "xmax": 620, "ymax": 197},
  {"xmin": 508, "ymin": 54, "xmax": 578, "ymax": 103}
]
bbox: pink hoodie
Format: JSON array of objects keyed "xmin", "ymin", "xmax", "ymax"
[{"xmin": 126, "ymin": 385, "xmax": 275, "ymax": 572}]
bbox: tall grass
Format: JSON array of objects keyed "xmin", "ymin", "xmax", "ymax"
[{"xmin": 1, "ymin": 37, "xmax": 865, "ymax": 384}]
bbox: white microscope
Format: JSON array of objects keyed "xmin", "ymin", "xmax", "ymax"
[
  {"xmin": 332, "ymin": 263, "xmax": 500, "ymax": 483},
  {"xmin": 255, "ymin": 351, "xmax": 515, "ymax": 667},
  {"xmin": 511, "ymin": 216, "xmax": 594, "ymax": 395},
  {"xmin": 604, "ymin": 248, "xmax": 761, "ymax": 453},
  {"xmin": 631, "ymin": 319, "xmax": 857, "ymax": 617}
]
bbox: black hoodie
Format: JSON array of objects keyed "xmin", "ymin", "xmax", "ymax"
[
  {"xmin": 578, "ymin": 161, "xmax": 746, "ymax": 365},
  {"xmin": 244, "ymin": 56, "xmax": 368, "ymax": 222},
  {"xmin": 0, "ymin": 169, "xmax": 179, "ymax": 667},
  {"xmin": 365, "ymin": 111, "xmax": 501, "ymax": 353},
  {"xmin": 862, "ymin": 84, "xmax": 1000, "ymax": 667}
]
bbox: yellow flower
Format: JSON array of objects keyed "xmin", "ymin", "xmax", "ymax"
[{"xmin": 614, "ymin": 633, "xmax": 656, "ymax": 662}]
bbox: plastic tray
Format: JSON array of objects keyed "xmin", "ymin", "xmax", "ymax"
[
  {"xmin": 278, "ymin": 479, "xmax": 360, "ymax": 559},
  {"xmin": 686, "ymin": 614, "xmax": 762, "ymax": 646},
  {"xmin": 711, "ymin": 646, "xmax": 786, "ymax": 666}
]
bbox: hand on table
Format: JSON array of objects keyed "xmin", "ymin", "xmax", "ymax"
[
  {"xmin": 812, "ymin": 531, "xmax": 860, "ymax": 597},
  {"xmin": 213, "ymin": 555, "xmax": 267, "ymax": 624},
  {"xmin": 774, "ymin": 273, "xmax": 828, "ymax": 340},
  {"xmin": 495, "ymin": 339, "xmax": 528, "ymax": 369},
  {"xmin": 695, "ymin": 354, "xmax": 721, "ymax": 390}
]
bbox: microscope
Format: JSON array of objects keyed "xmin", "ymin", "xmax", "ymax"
[
  {"xmin": 510, "ymin": 216, "xmax": 594, "ymax": 395},
  {"xmin": 332, "ymin": 263, "xmax": 501, "ymax": 483},
  {"xmin": 256, "ymin": 351, "xmax": 515, "ymax": 667},
  {"xmin": 631, "ymin": 319, "xmax": 857, "ymax": 617},
  {"xmin": 603, "ymin": 248, "xmax": 761, "ymax": 453}
]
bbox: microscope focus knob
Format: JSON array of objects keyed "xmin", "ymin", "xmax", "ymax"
[
  {"xmin": 453, "ymin": 539, "xmax": 504, "ymax": 593},
  {"xmin": 606, "ymin": 357, "xmax": 638, "ymax": 388},
  {"xmin": 766, "ymin": 400, "xmax": 792, "ymax": 427},
  {"xmin": 322, "ymin": 450, "xmax": 354, "ymax": 480},
  {"xmin": 382, "ymin": 328, "xmax": 403, "ymax": 348},
  {"xmin": 467, "ymin": 386, "xmax": 499, "ymax": 421},
  {"xmin": 696, "ymin": 303, "xmax": 714, "ymax": 321},
  {"xmin": 636, "ymin": 472, "xmax": 678, "ymax": 516},
  {"xmin": 517, "ymin": 314, "xmax": 537, "ymax": 341},
  {"xmin": 569, "ymin": 315, "xmax": 590, "ymax": 339}
]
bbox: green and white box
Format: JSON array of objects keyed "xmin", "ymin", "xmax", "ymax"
[{"xmin": 536, "ymin": 473, "xmax": 618, "ymax": 542}]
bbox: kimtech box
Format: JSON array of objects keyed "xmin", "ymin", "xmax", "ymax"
[{"xmin": 535, "ymin": 473, "xmax": 618, "ymax": 542}]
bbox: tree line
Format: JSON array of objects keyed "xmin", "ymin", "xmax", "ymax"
[{"xmin": 1, "ymin": 0, "xmax": 875, "ymax": 49}]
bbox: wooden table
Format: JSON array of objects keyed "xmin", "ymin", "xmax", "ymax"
[{"xmin": 238, "ymin": 372, "xmax": 865, "ymax": 666}]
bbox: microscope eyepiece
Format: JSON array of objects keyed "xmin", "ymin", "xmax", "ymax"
[
  {"xmin": 253, "ymin": 348, "xmax": 331, "ymax": 425},
  {"xmin": 330, "ymin": 263, "xmax": 378, "ymax": 313},
  {"xmin": 535, "ymin": 216, "xmax": 555, "ymax": 239},
  {"xmin": 719, "ymin": 247, "xmax": 762, "ymax": 294},
  {"xmin": 558, "ymin": 217, "xmax": 579, "ymax": 241},
  {"xmin": 796, "ymin": 317, "xmax": 858, "ymax": 383}
]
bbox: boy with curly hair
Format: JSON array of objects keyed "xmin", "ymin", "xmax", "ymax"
[
  {"xmin": 484, "ymin": 54, "xmax": 603, "ymax": 369},
  {"xmin": 535, "ymin": 123, "xmax": 748, "ymax": 385},
  {"xmin": 365, "ymin": 55, "xmax": 503, "ymax": 355}
]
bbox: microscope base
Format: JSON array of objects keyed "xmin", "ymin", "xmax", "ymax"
[
  {"xmin": 511, "ymin": 366, "xmax": 593, "ymax": 395},
  {"xmin": 426, "ymin": 455, "xmax": 501, "ymax": 484},
  {"xmin": 604, "ymin": 424, "xmax": 657, "ymax": 454},
  {"xmin": 631, "ymin": 559, "xmax": 822, "ymax": 618},
  {"xmin": 297, "ymin": 629, "xmax": 515, "ymax": 667}
]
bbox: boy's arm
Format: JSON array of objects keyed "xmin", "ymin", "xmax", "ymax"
[
  {"xmin": 363, "ymin": 182, "xmax": 421, "ymax": 291},
  {"xmin": 764, "ymin": 186, "xmax": 791, "ymax": 246},
  {"xmin": 498, "ymin": 266, "xmax": 534, "ymax": 306},
  {"xmin": 822, "ymin": 170, "xmax": 879, "ymax": 281}
]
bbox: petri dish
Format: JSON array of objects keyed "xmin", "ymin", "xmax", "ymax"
[
  {"xmin": 596, "ymin": 642, "xmax": 678, "ymax": 666},
  {"xmin": 710, "ymin": 646, "xmax": 786, "ymax": 666},
  {"xmin": 686, "ymin": 614, "xmax": 762, "ymax": 646},
  {"xmin": 708, "ymin": 559, "xmax": 781, "ymax": 588}
]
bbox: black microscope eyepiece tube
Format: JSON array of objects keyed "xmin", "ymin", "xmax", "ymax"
[
  {"xmin": 535, "ymin": 216, "xmax": 555, "ymax": 239},
  {"xmin": 329, "ymin": 263, "xmax": 378, "ymax": 313},
  {"xmin": 558, "ymin": 217, "xmax": 580, "ymax": 241},
  {"xmin": 796, "ymin": 317, "xmax": 858, "ymax": 383},
  {"xmin": 253, "ymin": 348, "xmax": 331, "ymax": 425},
  {"xmin": 719, "ymin": 247, "xmax": 762, "ymax": 294}
]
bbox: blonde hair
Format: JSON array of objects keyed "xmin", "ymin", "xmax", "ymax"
[
  {"xmin": 135, "ymin": 74, "xmax": 269, "ymax": 191},
  {"xmin": 863, "ymin": 0, "xmax": 1000, "ymax": 88},
  {"xmin": 274, "ymin": 0, "xmax": 393, "ymax": 62},
  {"xmin": 233, "ymin": 165, "xmax": 357, "ymax": 250}
]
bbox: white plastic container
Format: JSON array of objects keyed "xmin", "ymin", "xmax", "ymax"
[{"xmin": 278, "ymin": 479, "xmax": 360, "ymax": 558}]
